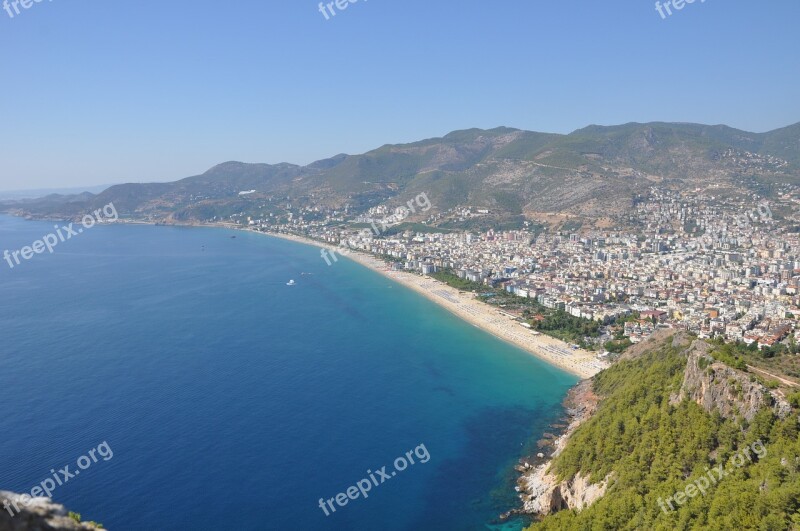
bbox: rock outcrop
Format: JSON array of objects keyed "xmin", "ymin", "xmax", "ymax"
[
  {"xmin": 0, "ymin": 492, "xmax": 103, "ymax": 530},
  {"xmin": 515, "ymin": 333, "xmax": 793, "ymax": 522},
  {"xmin": 515, "ymin": 379, "xmax": 609, "ymax": 516},
  {"xmin": 520, "ymin": 466, "xmax": 611, "ymax": 515},
  {"xmin": 671, "ymin": 340, "xmax": 792, "ymax": 422}
]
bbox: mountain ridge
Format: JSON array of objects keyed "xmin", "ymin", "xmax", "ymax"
[{"xmin": 4, "ymin": 121, "xmax": 799, "ymax": 228}]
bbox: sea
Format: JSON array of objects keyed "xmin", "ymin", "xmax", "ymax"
[{"xmin": 0, "ymin": 215, "xmax": 577, "ymax": 531}]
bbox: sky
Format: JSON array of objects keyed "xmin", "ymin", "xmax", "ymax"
[{"xmin": 0, "ymin": 0, "xmax": 798, "ymax": 191}]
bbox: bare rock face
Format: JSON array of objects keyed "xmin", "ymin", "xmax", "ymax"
[
  {"xmin": 0, "ymin": 492, "xmax": 102, "ymax": 530},
  {"xmin": 517, "ymin": 379, "xmax": 608, "ymax": 516},
  {"xmin": 520, "ymin": 464, "xmax": 560, "ymax": 515},
  {"xmin": 550, "ymin": 472, "xmax": 611, "ymax": 512},
  {"xmin": 672, "ymin": 341, "xmax": 791, "ymax": 422},
  {"xmin": 520, "ymin": 467, "xmax": 611, "ymax": 515}
]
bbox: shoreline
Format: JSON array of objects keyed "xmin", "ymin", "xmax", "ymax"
[
  {"xmin": 261, "ymin": 230, "xmax": 608, "ymax": 379},
  {"xmin": 0, "ymin": 214, "xmax": 606, "ymax": 379},
  {"xmin": 510, "ymin": 378, "xmax": 603, "ymax": 519}
]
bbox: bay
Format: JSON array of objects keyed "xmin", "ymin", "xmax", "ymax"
[{"xmin": 0, "ymin": 216, "xmax": 577, "ymax": 530}]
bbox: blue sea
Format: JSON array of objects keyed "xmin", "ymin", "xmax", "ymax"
[{"xmin": 0, "ymin": 216, "xmax": 577, "ymax": 530}]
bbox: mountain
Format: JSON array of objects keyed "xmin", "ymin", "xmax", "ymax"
[
  {"xmin": 0, "ymin": 184, "xmax": 113, "ymax": 201},
  {"xmin": 4, "ymin": 122, "xmax": 799, "ymax": 227}
]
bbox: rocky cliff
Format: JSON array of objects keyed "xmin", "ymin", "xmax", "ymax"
[
  {"xmin": 671, "ymin": 340, "xmax": 792, "ymax": 421},
  {"xmin": 515, "ymin": 379, "xmax": 610, "ymax": 516},
  {"xmin": 516, "ymin": 333, "xmax": 793, "ymax": 521},
  {"xmin": 0, "ymin": 492, "xmax": 103, "ymax": 531}
]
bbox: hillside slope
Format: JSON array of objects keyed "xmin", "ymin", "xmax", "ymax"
[
  {"xmin": 4, "ymin": 122, "xmax": 799, "ymax": 226},
  {"xmin": 523, "ymin": 333, "xmax": 800, "ymax": 530}
]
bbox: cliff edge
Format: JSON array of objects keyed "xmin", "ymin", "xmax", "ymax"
[{"xmin": 0, "ymin": 492, "xmax": 103, "ymax": 531}]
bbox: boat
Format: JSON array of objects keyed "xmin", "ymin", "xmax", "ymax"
[{"xmin": 287, "ymin": 280, "xmax": 296, "ymax": 286}]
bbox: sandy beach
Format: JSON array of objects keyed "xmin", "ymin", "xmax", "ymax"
[{"xmin": 262, "ymin": 230, "xmax": 609, "ymax": 379}]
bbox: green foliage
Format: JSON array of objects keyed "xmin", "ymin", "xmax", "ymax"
[
  {"xmin": 561, "ymin": 219, "xmax": 584, "ymax": 232},
  {"xmin": 531, "ymin": 309, "xmax": 601, "ymax": 344},
  {"xmin": 711, "ymin": 342, "xmax": 749, "ymax": 371},
  {"xmin": 381, "ymin": 222, "xmax": 452, "ymax": 236},
  {"xmin": 604, "ymin": 338, "xmax": 633, "ymax": 353},
  {"xmin": 67, "ymin": 510, "xmax": 104, "ymax": 529},
  {"xmin": 430, "ymin": 270, "xmax": 485, "ymax": 291},
  {"xmin": 432, "ymin": 268, "xmax": 604, "ymax": 345},
  {"xmin": 492, "ymin": 191, "xmax": 526, "ymax": 214},
  {"xmin": 705, "ymin": 339, "xmax": 800, "ymax": 382},
  {"xmin": 788, "ymin": 392, "xmax": 800, "ymax": 409},
  {"xmin": 527, "ymin": 343, "xmax": 800, "ymax": 530},
  {"xmin": 760, "ymin": 343, "xmax": 788, "ymax": 358},
  {"xmin": 549, "ymin": 345, "xmax": 688, "ymax": 483}
]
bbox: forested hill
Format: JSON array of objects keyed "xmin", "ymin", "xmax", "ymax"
[
  {"xmin": 4, "ymin": 122, "xmax": 800, "ymax": 227},
  {"xmin": 527, "ymin": 333, "xmax": 800, "ymax": 530}
]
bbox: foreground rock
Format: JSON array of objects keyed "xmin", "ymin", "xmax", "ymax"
[{"xmin": 0, "ymin": 492, "xmax": 103, "ymax": 530}]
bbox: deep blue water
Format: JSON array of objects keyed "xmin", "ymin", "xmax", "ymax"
[{"xmin": 0, "ymin": 216, "xmax": 577, "ymax": 530}]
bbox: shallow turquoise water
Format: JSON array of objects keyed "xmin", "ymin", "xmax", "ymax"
[{"xmin": 0, "ymin": 216, "xmax": 576, "ymax": 530}]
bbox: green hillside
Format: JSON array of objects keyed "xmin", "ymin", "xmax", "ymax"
[
  {"xmin": 3, "ymin": 121, "xmax": 799, "ymax": 224},
  {"xmin": 528, "ymin": 338, "xmax": 800, "ymax": 531}
]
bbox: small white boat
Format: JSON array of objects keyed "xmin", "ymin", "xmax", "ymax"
[{"xmin": 286, "ymin": 280, "xmax": 296, "ymax": 286}]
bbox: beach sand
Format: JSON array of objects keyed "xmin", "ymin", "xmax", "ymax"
[{"xmin": 263, "ymin": 231, "xmax": 608, "ymax": 379}]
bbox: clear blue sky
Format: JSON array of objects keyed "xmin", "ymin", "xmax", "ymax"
[{"xmin": 1, "ymin": 0, "xmax": 798, "ymax": 190}]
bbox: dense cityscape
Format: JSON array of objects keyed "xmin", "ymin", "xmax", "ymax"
[{"xmin": 248, "ymin": 186, "xmax": 800, "ymax": 366}]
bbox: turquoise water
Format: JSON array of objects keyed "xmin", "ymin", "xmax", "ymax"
[{"xmin": 0, "ymin": 216, "xmax": 577, "ymax": 530}]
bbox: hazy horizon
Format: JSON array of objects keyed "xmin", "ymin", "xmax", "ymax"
[
  {"xmin": 1, "ymin": 1, "xmax": 798, "ymax": 190},
  {"xmin": 3, "ymin": 118, "xmax": 799, "ymax": 193}
]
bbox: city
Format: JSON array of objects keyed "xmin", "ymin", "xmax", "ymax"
[{"xmin": 246, "ymin": 185, "xmax": 800, "ymax": 380}]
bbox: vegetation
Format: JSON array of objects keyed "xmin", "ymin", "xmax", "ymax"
[
  {"xmin": 706, "ymin": 338, "xmax": 800, "ymax": 379},
  {"xmin": 710, "ymin": 341, "xmax": 750, "ymax": 371},
  {"xmin": 528, "ymin": 340, "xmax": 800, "ymax": 530},
  {"xmin": 9, "ymin": 123, "xmax": 800, "ymax": 227},
  {"xmin": 788, "ymin": 392, "xmax": 800, "ymax": 409},
  {"xmin": 527, "ymin": 309, "xmax": 601, "ymax": 345},
  {"xmin": 381, "ymin": 222, "xmax": 452, "ymax": 235},
  {"xmin": 68, "ymin": 512, "xmax": 104, "ymax": 529},
  {"xmin": 430, "ymin": 270, "xmax": 485, "ymax": 291},
  {"xmin": 430, "ymin": 269, "xmax": 605, "ymax": 346},
  {"xmin": 439, "ymin": 214, "xmax": 528, "ymax": 232},
  {"xmin": 561, "ymin": 219, "xmax": 584, "ymax": 232},
  {"xmin": 604, "ymin": 338, "xmax": 633, "ymax": 353}
]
